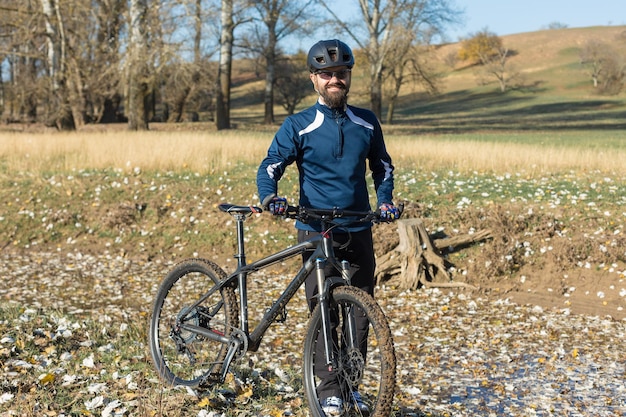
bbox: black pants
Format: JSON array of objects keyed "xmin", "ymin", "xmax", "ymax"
[{"xmin": 298, "ymin": 228, "xmax": 375, "ymax": 399}]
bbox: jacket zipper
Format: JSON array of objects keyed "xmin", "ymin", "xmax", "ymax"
[{"xmin": 334, "ymin": 109, "xmax": 344, "ymax": 158}]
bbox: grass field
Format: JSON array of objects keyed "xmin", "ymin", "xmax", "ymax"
[
  {"xmin": 1, "ymin": 128, "xmax": 624, "ymax": 276},
  {"xmin": 1, "ymin": 130, "xmax": 625, "ymax": 416},
  {"xmin": 1, "ymin": 128, "xmax": 625, "ymax": 175}
]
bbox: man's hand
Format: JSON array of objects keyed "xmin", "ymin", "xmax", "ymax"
[
  {"xmin": 267, "ymin": 196, "xmax": 287, "ymax": 215},
  {"xmin": 378, "ymin": 203, "xmax": 400, "ymax": 221}
]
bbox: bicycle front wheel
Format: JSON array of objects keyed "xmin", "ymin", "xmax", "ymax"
[
  {"xmin": 149, "ymin": 259, "xmax": 238, "ymax": 387},
  {"xmin": 303, "ymin": 286, "xmax": 396, "ymax": 417}
]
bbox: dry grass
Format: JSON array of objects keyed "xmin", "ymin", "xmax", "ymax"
[
  {"xmin": 1, "ymin": 130, "xmax": 624, "ymax": 176},
  {"xmin": 0, "ymin": 130, "xmax": 269, "ymax": 174},
  {"xmin": 387, "ymin": 133, "xmax": 626, "ymax": 174}
]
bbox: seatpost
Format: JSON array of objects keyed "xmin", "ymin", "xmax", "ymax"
[
  {"xmin": 234, "ymin": 212, "xmax": 249, "ymax": 333},
  {"xmin": 234, "ymin": 213, "xmax": 247, "ymax": 268}
]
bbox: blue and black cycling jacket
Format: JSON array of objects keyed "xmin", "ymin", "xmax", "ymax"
[{"xmin": 256, "ymin": 99, "xmax": 395, "ymax": 232}]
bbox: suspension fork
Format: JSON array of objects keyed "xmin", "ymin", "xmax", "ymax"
[
  {"xmin": 315, "ymin": 257, "xmax": 336, "ymax": 371},
  {"xmin": 316, "ymin": 258, "xmax": 360, "ymax": 372},
  {"xmin": 340, "ymin": 259, "xmax": 359, "ymax": 349}
]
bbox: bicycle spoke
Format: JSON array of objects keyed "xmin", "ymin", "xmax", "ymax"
[{"xmin": 149, "ymin": 259, "xmax": 238, "ymax": 387}]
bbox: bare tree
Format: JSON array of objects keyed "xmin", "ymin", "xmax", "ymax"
[
  {"xmin": 544, "ymin": 21, "xmax": 568, "ymax": 30},
  {"xmin": 91, "ymin": 0, "xmax": 126, "ymax": 123},
  {"xmin": 580, "ymin": 39, "xmax": 625, "ymax": 95},
  {"xmin": 459, "ymin": 29, "xmax": 522, "ymax": 92},
  {"xmin": 127, "ymin": 0, "xmax": 150, "ymax": 130},
  {"xmin": 274, "ymin": 52, "xmax": 312, "ymax": 115},
  {"xmin": 163, "ymin": 0, "xmax": 217, "ymax": 123},
  {"xmin": 215, "ymin": 0, "xmax": 234, "ymax": 129},
  {"xmin": 320, "ymin": 0, "xmax": 461, "ymax": 119},
  {"xmin": 242, "ymin": 0, "xmax": 315, "ymax": 124},
  {"xmin": 40, "ymin": 0, "xmax": 75, "ymax": 129},
  {"xmin": 385, "ymin": 40, "xmax": 441, "ymax": 124},
  {"xmin": 0, "ymin": 1, "xmax": 41, "ymax": 122},
  {"xmin": 476, "ymin": 46, "xmax": 520, "ymax": 92},
  {"xmin": 214, "ymin": 0, "xmax": 254, "ymax": 129}
]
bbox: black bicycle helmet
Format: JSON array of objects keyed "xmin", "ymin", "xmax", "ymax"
[{"xmin": 307, "ymin": 39, "xmax": 354, "ymax": 72}]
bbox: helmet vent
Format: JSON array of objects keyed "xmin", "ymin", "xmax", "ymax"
[{"xmin": 329, "ymin": 48, "xmax": 338, "ymax": 62}]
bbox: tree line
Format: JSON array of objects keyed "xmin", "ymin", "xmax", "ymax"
[{"xmin": 0, "ymin": 0, "xmax": 461, "ymax": 131}]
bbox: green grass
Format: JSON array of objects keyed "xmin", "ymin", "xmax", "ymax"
[{"xmin": 1, "ymin": 159, "xmax": 624, "ymax": 264}]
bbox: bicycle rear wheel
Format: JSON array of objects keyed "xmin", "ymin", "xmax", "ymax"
[
  {"xmin": 303, "ymin": 286, "xmax": 396, "ymax": 417},
  {"xmin": 149, "ymin": 259, "xmax": 238, "ymax": 387}
]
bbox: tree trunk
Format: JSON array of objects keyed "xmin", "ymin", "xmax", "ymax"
[
  {"xmin": 172, "ymin": 87, "xmax": 192, "ymax": 122},
  {"xmin": 215, "ymin": 0, "xmax": 233, "ymax": 130},
  {"xmin": 40, "ymin": 0, "xmax": 75, "ymax": 130},
  {"xmin": 264, "ymin": 57, "xmax": 275, "ymax": 124},
  {"xmin": 263, "ymin": 25, "xmax": 278, "ymax": 125},
  {"xmin": 369, "ymin": 62, "xmax": 383, "ymax": 119},
  {"xmin": 375, "ymin": 218, "xmax": 491, "ymax": 290},
  {"xmin": 127, "ymin": 0, "xmax": 149, "ymax": 131}
]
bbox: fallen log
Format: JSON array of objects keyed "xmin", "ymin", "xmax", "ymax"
[{"xmin": 375, "ymin": 218, "xmax": 491, "ymax": 290}]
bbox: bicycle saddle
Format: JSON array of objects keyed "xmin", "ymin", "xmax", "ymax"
[{"xmin": 218, "ymin": 203, "xmax": 262, "ymax": 214}]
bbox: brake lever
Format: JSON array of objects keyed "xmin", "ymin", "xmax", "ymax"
[{"xmin": 284, "ymin": 205, "xmax": 300, "ymax": 220}]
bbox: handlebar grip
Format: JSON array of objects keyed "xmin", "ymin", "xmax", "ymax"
[{"xmin": 285, "ymin": 205, "xmax": 299, "ymax": 218}]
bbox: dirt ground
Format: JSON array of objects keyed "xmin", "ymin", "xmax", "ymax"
[
  {"xmin": 491, "ymin": 263, "xmax": 626, "ymax": 320},
  {"xmin": 371, "ymin": 205, "xmax": 626, "ymax": 322},
  {"xmin": 384, "ymin": 254, "xmax": 626, "ymax": 320}
]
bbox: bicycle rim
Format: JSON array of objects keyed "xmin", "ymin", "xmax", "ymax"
[
  {"xmin": 149, "ymin": 259, "xmax": 238, "ymax": 387},
  {"xmin": 303, "ymin": 286, "xmax": 396, "ymax": 417}
]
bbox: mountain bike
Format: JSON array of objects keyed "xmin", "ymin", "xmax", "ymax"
[{"xmin": 148, "ymin": 203, "xmax": 398, "ymax": 417}]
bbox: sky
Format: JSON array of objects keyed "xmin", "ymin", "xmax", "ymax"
[
  {"xmin": 448, "ymin": 0, "xmax": 626, "ymax": 41},
  {"xmin": 289, "ymin": 1, "xmax": 626, "ymax": 53}
]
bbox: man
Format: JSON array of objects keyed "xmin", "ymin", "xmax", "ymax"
[{"xmin": 256, "ymin": 39, "xmax": 399, "ymax": 416}]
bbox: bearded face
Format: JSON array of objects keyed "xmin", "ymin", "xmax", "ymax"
[
  {"xmin": 310, "ymin": 67, "xmax": 351, "ymax": 109},
  {"xmin": 319, "ymin": 81, "xmax": 349, "ymax": 108}
]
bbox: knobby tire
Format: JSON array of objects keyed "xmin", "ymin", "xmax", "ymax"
[
  {"xmin": 148, "ymin": 259, "xmax": 238, "ymax": 387},
  {"xmin": 303, "ymin": 286, "xmax": 396, "ymax": 417}
]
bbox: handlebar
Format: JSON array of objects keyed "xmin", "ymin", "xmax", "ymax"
[
  {"xmin": 218, "ymin": 203, "xmax": 403, "ymax": 224},
  {"xmin": 284, "ymin": 204, "xmax": 403, "ymax": 224}
]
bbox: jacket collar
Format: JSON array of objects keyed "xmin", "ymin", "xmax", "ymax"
[{"xmin": 315, "ymin": 98, "xmax": 347, "ymax": 115}]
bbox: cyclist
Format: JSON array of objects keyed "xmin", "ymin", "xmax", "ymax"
[{"xmin": 257, "ymin": 39, "xmax": 399, "ymax": 416}]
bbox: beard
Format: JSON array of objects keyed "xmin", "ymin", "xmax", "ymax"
[{"xmin": 319, "ymin": 83, "xmax": 349, "ymax": 109}]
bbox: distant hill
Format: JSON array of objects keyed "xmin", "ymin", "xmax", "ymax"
[
  {"xmin": 230, "ymin": 26, "xmax": 626, "ymax": 132},
  {"xmin": 438, "ymin": 26, "xmax": 626, "ymax": 95}
]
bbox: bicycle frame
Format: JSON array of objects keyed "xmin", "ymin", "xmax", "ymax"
[
  {"xmin": 181, "ymin": 210, "xmax": 352, "ymax": 368},
  {"xmin": 150, "ymin": 203, "xmax": 399, "ymax": 416}
]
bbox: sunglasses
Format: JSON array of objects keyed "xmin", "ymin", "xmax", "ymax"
[{"xmin": 315, "ymin": 69, "xmax": 351, "ymax": 80}]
